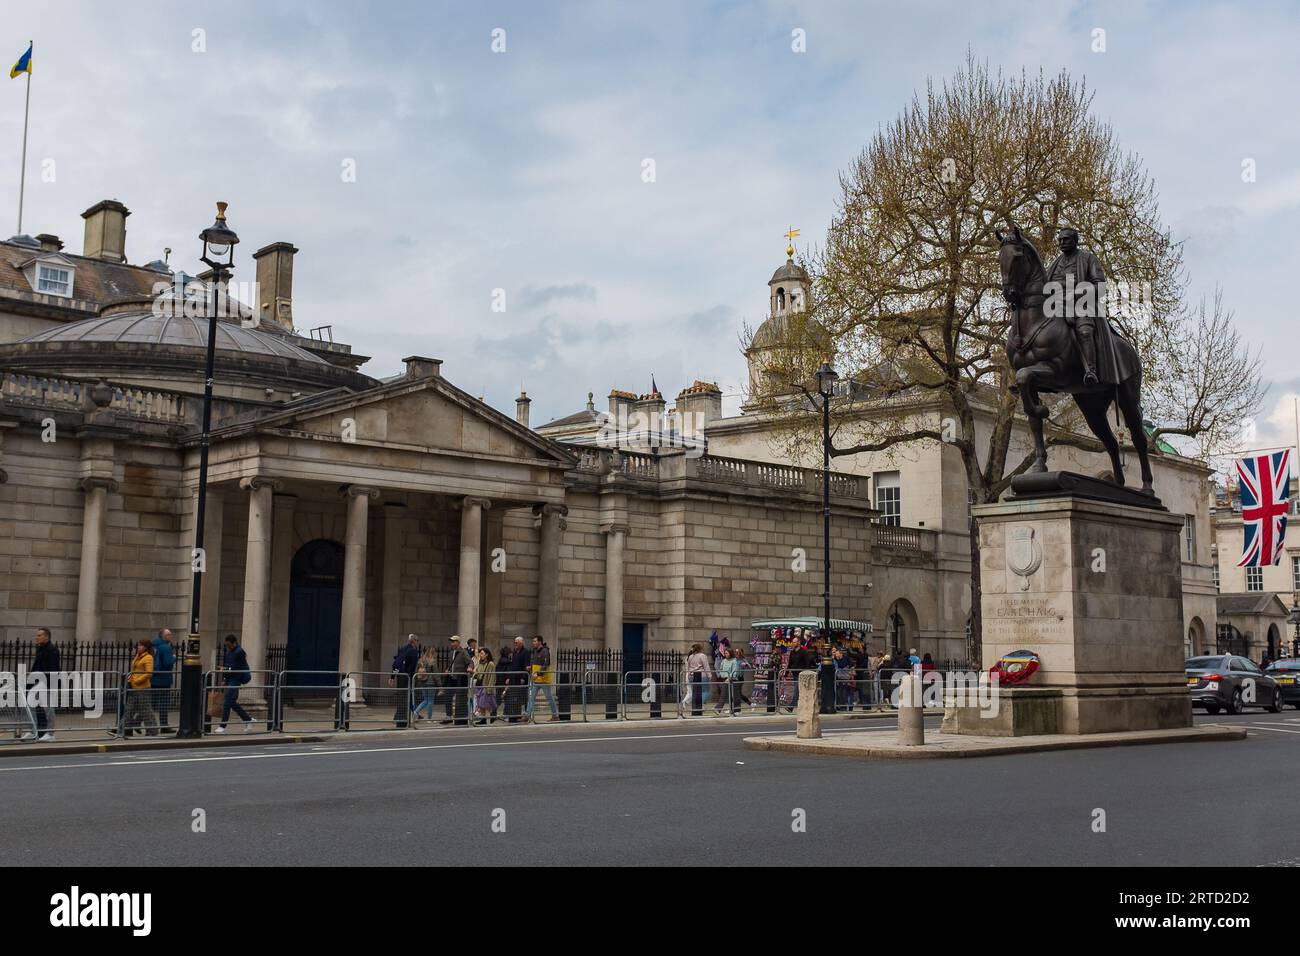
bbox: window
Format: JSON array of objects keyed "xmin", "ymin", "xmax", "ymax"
[
  {"xmin": 37, "ymin": 264, "xmax": 71, "ymax": 296},
  {"xmin": 874, "ymin": 471, "xmax": 901, "ymax": 527},
  {"xmin": 1293, "ymin": 556, "xmax": 1300, "ymax": 592},
  {"xmin": 1212, "ymin": 562, "xmax": 1220, "ymax": 592},
  {"xmin": 1183, "ymin": 514, "xmax": 1196, "ymax": 562},
  {"xmin": 1246, "ymin": 566, "xmax": 1263, "ymax": 591}
]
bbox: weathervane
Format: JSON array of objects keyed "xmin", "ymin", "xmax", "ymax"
[{"xmin": 785, "ymin": 226, "xmax": 800, "ymax": 259}]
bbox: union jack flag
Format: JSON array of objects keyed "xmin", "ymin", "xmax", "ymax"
[{"xmin": 1236, "ymin": 450, "xmax": 1291, "ymax": 567}]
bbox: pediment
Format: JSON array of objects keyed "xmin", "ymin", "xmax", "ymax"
[{"xmin": 284, "ymin": 379, "xmax": 572, "ymax": 464}]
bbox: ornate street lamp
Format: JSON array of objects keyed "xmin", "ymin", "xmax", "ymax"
[
  {"xmin": 815, "ymin": 362, "xmax": 839, "ymax": 715},
  {"xmin": 179, "ymin": 202, "xmax": 240, "ymax": 738}
]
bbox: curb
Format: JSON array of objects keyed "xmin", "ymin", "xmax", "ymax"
[
  {"xmin": 0, "ymin": 733, "xmax": 330, "ymax": 758},
  {"xmin": 742, "ymin": 725, "xmax": 1249, "ymax": 760}
]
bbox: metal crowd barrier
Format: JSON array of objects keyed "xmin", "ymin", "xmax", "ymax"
[
  {"xmin": 203, "ymin": 670, "xmax": 277, "ymax": 734},
  {"xmin": 466, "ymin": 669, "xmax": 528, "ymax": 725},
  {"xmin": 579, "ymin": 669, "xmax": 621, "ymax": 721},
  {"xmin": 341, "ymin": 671, "xmax": 416, "ymax": 731},
  {"xmin": 620, "ymin": 670, "xmax": 684, "ymax": 720},
  {"xmin": 1, "ymin": 696, "xmax": 37, "ymax": 743},
  {"xmin": 524, "ymin": 676, "xmax": 563, "ymax": 723},
  {"xmin": 488, "ymin": 670, "xmax": 530, "ymax": 725},
  {"xmin": 28, "ymin": 670, "xmax": 125, "ymax": 741},
  {"xmin": 274, "ymin": 670, "xmax": 343, "ymax": 732}
]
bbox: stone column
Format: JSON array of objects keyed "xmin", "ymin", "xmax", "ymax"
[
  {"xmin": 482, "ymin": 509, "xmax": 505, "ymax": 647},
  {"xmin": 602, "ymin": 523, "xmax": 628, "ymax": 653},
  {"xmin": 457, "ymin": 497, "xmax": 492, "ymax": 641},
  {"xmin": 268, "ymin": 493, "xmax": 297, "ymax": 651},
  {"xmin": 340, "ymin": 485, "xmax": 379, "ymax": 678},
  {"xmin": 196, "ymin": 488, "xmax": 225, "ymax": 667},
  {"xmin": 380, "ymin": 501, "xmax": 406, "ymax": 647},
  {"xmin": 238, "ymin": 477, "xmax": 281, "ymax": 673},
  {"xmin": 535, "ymin": 504, "xmax": 567, "ymax": 643},
  {"xmin": 75, "ymin": 477, "xmax": 117, "ymax": 643}
]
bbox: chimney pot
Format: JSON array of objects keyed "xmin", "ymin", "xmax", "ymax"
[
  {"xmin": 515, "ymin": 390, "xmax": 532, "ymax": 427},
  {"xmin": 35, "ymin": 233, "xmax": 63, "ymax": 252}
]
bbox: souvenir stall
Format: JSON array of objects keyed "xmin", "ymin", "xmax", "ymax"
[{"xmin": 748, "ymin": 617, "xmax": 873, "ymax": 709}]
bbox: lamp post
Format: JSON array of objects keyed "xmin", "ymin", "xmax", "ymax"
[
  {"xmin": 179, "ymin": 202, "xmax": 239, "ymax": 738},
  {"xmin": 815, "ymin": 361, "xmax": 839, "ymax": 715},
  {"xmin": 1289, "ymin": 599, "xmax": 1300, "ymax": 658}
]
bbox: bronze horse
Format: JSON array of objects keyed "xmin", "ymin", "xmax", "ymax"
[{"xmin": 996, "ymin": 225, "xmax": 1154, "ymax": 495}]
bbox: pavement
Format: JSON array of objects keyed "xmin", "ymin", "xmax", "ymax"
[
  {"xmin": 744, "ymin": 722, "xmax": 1246, "ymax": 758},
  {"xmin": 2, "ymin": 709, "xmax": 1298, "ymax": 866}
]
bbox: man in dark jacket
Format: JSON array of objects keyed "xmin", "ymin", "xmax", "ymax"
[
  {"xmin": 214, "ymin": 634, "xmax": 253, "ymax": 733},
  {"xmin": 150, "ymin": 628, "xmax": 177, "ymax": 733},
  {"xmin": 504, "ymin": 636, "xmax": 531, "ymax": 722},
  {"xmin": 441, "ymin": 636, "xmax": 471, "ymax": 725},
  {"xmin": 391, "ymin": 634, "xmax": 420, "ymax": 727},
  {"xmin": 25, "ymin": 626, "xmax": 59, "ymax": 741}
]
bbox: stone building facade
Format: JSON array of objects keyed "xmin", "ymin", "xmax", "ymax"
[{"xmin": 0, "ymin": 199, "xmax": 875, "ymax": 676}]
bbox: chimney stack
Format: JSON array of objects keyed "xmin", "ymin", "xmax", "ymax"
[
  {"xmin": 252, "ymin": 241, "xmax": 298, "ymax": 332},
  {"xmin": 81, "ymin": 200, "xmax": 130, "ymax": 262},
  {"xmin": 35, "ymin": 233, "xmax": 63, "ymax": 253},
  {"xmin": 403, "ymin": 355, "xmax": 442, "ymax": 380},
  {"xmin": 515, "ymin": 389, "xmax": 531, "ymax": 427}
]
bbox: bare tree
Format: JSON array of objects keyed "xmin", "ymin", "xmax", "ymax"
[{"xmin": 742, "ymin": 55, "xmax": 1259, "ymax": 663}]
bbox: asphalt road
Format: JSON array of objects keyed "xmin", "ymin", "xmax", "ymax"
[{"xmin": 2, "ymin": 711, "xmax": 1298, "ymax": 866}]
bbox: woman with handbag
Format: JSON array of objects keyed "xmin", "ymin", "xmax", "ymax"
[
  {"xmin": 122, "ymin": 639, "xmax": 156, "ymax": 737},
  {"xmin": 471, "ymin": 647, "xmax": 497, "ymax": 725}
]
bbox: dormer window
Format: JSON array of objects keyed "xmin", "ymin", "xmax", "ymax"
[
  {"xmin": 20, "ymin": 253, "xmax": 76, "ymax": 299},
  {"xmin": 38, "ymin": 264, "xmax": 72, "ymax": 296}
]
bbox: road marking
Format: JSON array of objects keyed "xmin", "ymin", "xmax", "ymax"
[
  {"xmin": 0, "ymin": 726, "xmax": 829, "ymax": 773},
  {"xmin": 1244, "ymin": 725, "xmax": 1300, "ymax": 734}
]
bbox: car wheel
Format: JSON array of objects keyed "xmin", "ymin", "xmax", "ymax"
[
  {"xmin": 1227, "ymin": 688, "xmax": 1243, "ymax": 715},
  {"xmin": 1266, "ymin": 689, "xmax": 1282, "ymax": 713},
  {"xmin": 1204, "ymin": 703, "xmax": 1220, "ymax": 715}
]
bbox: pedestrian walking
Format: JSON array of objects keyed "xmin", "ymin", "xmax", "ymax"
[
  {"xmin": 714, "ymin": 647, "xmax": 743, "ymax": 715},
  {"xmin": 505, "ymin": 636, "xmax": 531, "ymax": 722},
  {"xmin": 472, "ymin": 648, "xmax": 498, "ymax": 724},
  {"xmin": 686, "ymin": 643, "xmax": 711, "ymax": 717},
  {"xmin": 412, "ymin": 645, "xmax": 438, "ymax": 721},
  {"xmin": 150, "ymin": 628, "xmax": 177, "ymax": 733},
  {"xmin": 123, "ymin": 639, "xmax": 156, "ymax": 737},
  {"xmin": 213, "ymin": 634, "xmax": 254, "ymax": 733},
  {"xmin": 391, "ymin": 634, "xmax": 420, "ymax": 727},
  {"xmin": 441, "ymin": 636, "xmax": 471, "ymax": 725},
  {"xmin": 22, "ymin": 626, "xmax": 59, "ymax": 742},
  {"xmin": 525, "ymin": 636, "xmax": 558, "ymax": 721}
]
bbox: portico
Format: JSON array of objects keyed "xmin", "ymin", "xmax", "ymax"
[{"xmin": 181, "ymin": 357, "xmax": 574, "ymax": 672}]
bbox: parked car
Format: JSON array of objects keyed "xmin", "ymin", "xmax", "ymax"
[
  {"xmin": 1263, "ymin": 659, "xmax": 1300, "ymax": 710},
  {"xmin": 1184, "ymin": 656, "xmax": 1283, "ymax": 715}
]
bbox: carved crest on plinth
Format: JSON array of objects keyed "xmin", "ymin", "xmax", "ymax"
[{"xmin": 1007, "ymin": 525, "xmax": 1042, "ymax": 591}]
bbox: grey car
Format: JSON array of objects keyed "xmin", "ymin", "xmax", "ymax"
[{"xmin": 1185, "ymin": 655, "xmax": 1283, "ymax": 715}]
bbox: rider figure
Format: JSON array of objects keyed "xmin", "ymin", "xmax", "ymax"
[{"xmin": 1044, "ymin": 227, "xmax": 1105, "ymax": 387}]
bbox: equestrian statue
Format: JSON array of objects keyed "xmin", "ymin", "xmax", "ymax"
[{"xmin": 996, "ymin": 224, "xmax": 1155, "ymax": 498}]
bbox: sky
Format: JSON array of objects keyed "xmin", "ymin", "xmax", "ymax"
[{"xmin": 2, "ymin": 0, "xmax": 1298, "ymax": 457}]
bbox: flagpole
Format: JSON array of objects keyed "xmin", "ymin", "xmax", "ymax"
[{"xmin": 16, "ymin": 42, "xmax": 31, "ymax": 235}]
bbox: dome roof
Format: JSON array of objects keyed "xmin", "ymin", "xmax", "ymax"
[
  {"xmin": 769, "ymin": 259, "xmax": 808, "ymax": 284},
  {"xmin": 19, "ymin": 309, "xmax": 329, "ymax": 365}
]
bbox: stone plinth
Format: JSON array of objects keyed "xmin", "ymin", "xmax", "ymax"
[
  {"xmin": 948, "ymin": 494, "xmax": 1192, "ymax": 735},
  {"xmin": 795, "ymin": 671, "xmax": 821, "ymax": 738}
]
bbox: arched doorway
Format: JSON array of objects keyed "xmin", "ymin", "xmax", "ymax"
[
  {"xmin": 1267, "ymin": 623, "xmax": 1280, "ymax": 660},
  {"xmin": 1187, "ymin": 616, "xmax": 1206, "ymax": 658},
  {"xmin": 886, "ymin": 599, "xmax": 919, "ymax": 654},
  {"xmin": 287, "ymin": 539, "xmax": 344, "ymax": 680}
]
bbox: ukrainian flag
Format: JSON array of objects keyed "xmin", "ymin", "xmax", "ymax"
[{"xmin": 10, "ymin": 43, "xmax": 32, "ymax": 79}]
